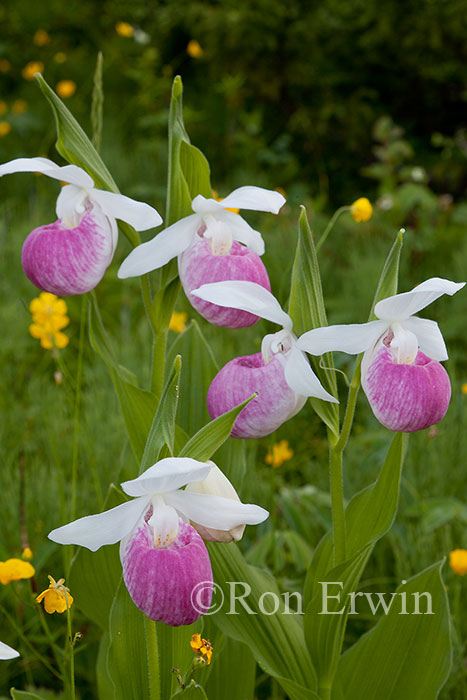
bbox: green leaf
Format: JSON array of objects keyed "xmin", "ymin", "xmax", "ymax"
[
  {"xmin": 207, "ymin": 541, "xmax": 316, "ymax": 695},
  {"xmin": 204, "ymin": 636, "xmax": 256, "ymax": 700},
  {"xmin": 178, "ymin": 395, "xmax": 255, "ymax": 461},
  {"xmin": 88, "ymin": 295, "xmax": 157, "ymax": 463},
  {"xmin": 288, "ymin": 206, "xmax": 339, "ymax": 435},
  {"xmin": 304, "ymin": 433, "xmax": 408, "ymax": 607},
  {"xmin": 212, "ymin": 438, "xmax": 247, "ymax": 492},
  {"xmin": 167, "ymin": 321, "xmax": 219, "ymax": 436},
  {"xmin": 276, "ymin": 679, "xmax": 321, "ymax": 700},
  {"xmin": 368, "ymin": 229, "xmax": 404, "ymax": 320},
  {"xmin": 139, "ymin": 355, "xmax": 181, "ymax": 471},
  {"xmin": 304, "ymin": 546, "xmax": 373, "ymax": 690},
  {"xmin": 10, "ymin": 692, "xmax": 47, "ymax": 700},
  {"xmin": 173, "ymin": 682, "xmax": 208, "ymax": 699},
  {"xmin": 334, "ymin": 562, "xmax": 452, "ymax": 700},
  {"xmin": 157, "ymin": 621, "xmax": 201, "ymax": 699},
  {"xmin": 96, "ymin": 631, "xmax": 114, "ymax": 700}
]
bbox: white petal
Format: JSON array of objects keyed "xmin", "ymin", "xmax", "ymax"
[
  {"xmin": 90, "ymin": 189, "xmax": 162, "ymax": 231},
  {"xmin": 0, "ymin": 157, "xmax": 94, "ymax": 188},
  {"xmin": 165, "ymin": 490, "xmax": 269, "ymax": 530},
  {"xmin": 121, "ymin": 458, "xmax": 212, "ymax": 497},
  {"xmin": 192, "ymin": 194, "xmax": 225, "ymax": 214},
  {"xmin": 403, "ymin": 316, "xmax": 448, "ymax": 361},
  {"xmin": 220, "ymin": 185, "xmax": 285, "ymax": 213},
  {"xmin": 192, "ymin": 280, "xmax": 292, "ymax": 329},
  {"xmin": 219, "ymin": 210, "xmax": 265, "ymax": 255},
  {"xmin": 48, "ymin": 497, "xmax": 149, "ymax": 551},
  {"xmin": 297, "ymin": 321, "xmax": 387, "ymax": 355},
  {"xmin": 118, "ymin": 214, "xmax": 200, "ymax": 278},
  {"xmin": 284, "ymin": 346, "xmax": 338, "ymax": 403},
  {"xmin": 0, "ymin": 641, "xmax": 19, "ymax": 660},
  {"xmin": 375, "ymin": 278, "xmax": 465, "ymax": 321}
]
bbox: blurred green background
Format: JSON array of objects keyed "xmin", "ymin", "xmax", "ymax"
[{"xmin": 1, "ymin": 1, "xmax": 466, "ymax": 698}]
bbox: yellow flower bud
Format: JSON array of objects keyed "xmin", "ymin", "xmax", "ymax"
[{"xmin": 350, "ymin": 197, "xmax": 373, "ymax": 222}]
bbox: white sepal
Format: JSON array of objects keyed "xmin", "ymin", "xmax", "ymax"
[
  {"xmin": 90, "ymin": 189, "xmax": 163, "ymax": 231},
  {"xmin": 0, "ymin": 157, "xmax": 94, "ymax": 188},
  {"xmin": 0, "ymin": 641, "xmax": 20, "ymax": 660},
  {"xmin": 220, "ymin": 186, "xmax": 286, "ymax": 213},
  {"xmin": 284, "ymin": 346, "xmax": 338, "ymax": 403},
  {"xmin": 165, "ymin": 490, "xmax": 269, "ymax": 531},
  {"xmin": 48, "ymin": 496, "xmax": 150, "ymax": 551},
  {"xmin": 121, "ymin": 458, "xmax": 211, "ymax": 498},
  {"xmin": 297, "ymin": 320, "xmax": 387, "ymax": 356},
  {"xmin": 192, "ymin": 281, "xmax": 292, "ymax": 330},
  {"xmin": 375, "ymin": 277, "xmax": 465, "ymax": 321},
  {"xmin": 118, "ymin": 213, "xmax": 200, "ymax": 278},
  {"xmin": 403, "ymin": 316, "xmax": 448, "ymax": 361}
]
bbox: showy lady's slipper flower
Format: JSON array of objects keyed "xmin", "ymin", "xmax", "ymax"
[
  {"xmin": 192, "ymin": 281, "xmax": 338, "ymax": 439},
  {"xmin": 298, "ymin": 277, "xmax": 465, "ymax": 432},
  {"xmin": 0, "ymin": 157, "xmax": 162, "ymax": 295},
  {"xmin": 118, "ymin": 187, "xmax": 285, "ymax": 328},
  {"xmin": 48, "ymin": 458, "xmax": 268, "ymax": 626},
  {"xmin": 0, "ymin": 641, "xmax": 19, "ymax": 660}
]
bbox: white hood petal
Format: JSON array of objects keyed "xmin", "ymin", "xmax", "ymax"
[
  {"xmin": 121, "ymin": 458, "xmax": 211, "ymax": 497},
  {"xmin": 165, "ymin": 490, "xmax": 269, "ymax": 530},
  {"xmin": 118, "ymin": 213, "xmax": 200, "ymax": 278},
  {"xmin": 192, "ymin": 280, "xmax": 292, "ymax": 329},
  {"xmin": 403, "ymin": 316, "xmax": 449, "ymax": 361},
  {"xmin": 0, "ymin": 157, "xmax": 94, "ymax": 188},
  {"xmin": 48, "ymin": 496, "xmax": 150, "ymax": 551},
  {"xmin": 375, "ymin": 277, "xmax": 465, "ymax": 321},
  {"xmin": 284, "ymin": 345, "xmax": 338, "ymax": 403},
  {"xmin": 90, "ymin": 189, "xmax": 162, "ymax": 231},
  {"xmin": 297, "ymin": 320, "xmax": 387, "ymax": 356},
  {"xmin": 220, "ymin": 185, "xmax": 285, "ymax": 213}
]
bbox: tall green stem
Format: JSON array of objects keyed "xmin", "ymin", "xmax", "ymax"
[
  {"xmin": 316, "ymin": 206, "xmax": 349, "ymax": 253},
  {"xmin": 151, "ymin": 332, "xmax": 167, "ymax": 400},
  {"xmin": 65, "ymin": 593, "xmax": 75, "ymax": 700},
  {"xmin": 329, "ymin": 442, "xmax": 346, "ymax": 565},
  {"xmin": 144, "ymin": 617, "xmax": 161, "ymax": 700}
]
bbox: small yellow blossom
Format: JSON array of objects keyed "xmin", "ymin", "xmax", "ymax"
[
  {"xmin": 56, "ymin": 80, "xmax": 76, "ymax": 98},
  {"xmin": 54, "ymin": 52, "xmax": 67, "ymax": 64},
  {"xmin": 29, "ymin": 292, "xmax": 70, "ymax": 350},
  {"xmin": 36, "ymin": 575, "xmax": 73, "ymax": 613},
  {"xmin": 265, "ymin": 440, "xmax": 294, "ymax": 468},
  {"xmin": 22, "ymin": 548, "xmax": 33, "ymax": 561},
  {"xmin": 0, "ymin": 121, "xmax": 11, "ymax": 137},
  {"xmin": 12, "ymin": 99, "xmax": 27, "ymax": 115},
  {"xmin": 169, "ymin": 311, "xmax": 188, "ymax": 334},
  {"xmin": 350, "ymin": 197, "xmax": 373, "ymax": 223},
  {"xmin": 449, "ymin": 549, "xmax": 467, "ymax": 576},
  {"xmin": 0, "ymin": 558, "xmax": 35, "ymax": 585},
  {"xmin": 0, "ymin": 101, "xmax": 7, "ymax": 115},
  {"xmin": 212, "ymin": 188, "xmax": 239, "ymax": 214},
  {"xmin": 190, "ymin": 633, "xmax": 213, "ymax": 664},
  {"xmin": 22, "ymin": 61, "xmax": 44, "ymax": 81},
  {"xmin": 0, "ymin": 59, "xmax": 11, "ymax": 73},
  {"xmin": 115, "ymin": 21, "xmax": 134, "ymax": 37},
  {"xmin": 33, "ymin": 29, "xmax": 51, "ymax": 46},
  {"xmin": 187, "ymin": 40, "xmax": 203, "ymax": 59},
  {"xmin": 461, "ymin": 383, "xmax": 467, "ymax": 395}
]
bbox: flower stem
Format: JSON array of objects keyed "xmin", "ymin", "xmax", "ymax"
[
  {"xmin": 316, "ymin": 206, "xmax": 349, "ymax": 254},
  {"xmin": 319, "ymin": 686, "xmax": 332, "ymax": 700},
  {"xmin": 329, "ymin": 442, "xmax": 346, "ymax": 565},
  {"xmin": 70, "ymin": 295, "xmax": 86, "ymax": 522},
  {"xmin": 144, "ymin": 617, "xmax": 161, "ymax": 700},
  {"xmin": 65, "ymin": 593, "xmax": 75, "ymax": 700},
  {"xmin": 151, "ymin": 332, "xmax": 167, "ymax": 400}
]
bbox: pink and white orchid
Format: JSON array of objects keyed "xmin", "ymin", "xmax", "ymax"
[
  {"xmin": 192, "ymin": 281, "xmax": 338, "ymax": 438},
  {"xmin": 48, "ymin": 458, "xmax": 267, "ymax": 626},
  {"xmin": 118, "ymin": 187, "xmax": 285, "ymax": 327},
  {"xmin": 0, "ymin": 641, "xmax": 19, "ymax": 660},
  {"xmin": 297, "ymin": 277, "xmax": 465, "ymax": 432},
  {"xmin": 0, "ymin": 157, "xmax": 162, "ymax": 295}
]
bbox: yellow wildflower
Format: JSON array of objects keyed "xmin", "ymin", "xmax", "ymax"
[
  {"xmin": 0, "ymin": 59, "xmax": 11, "ymax": 73},
  {"xmin": 350, "ymin": 197, "xmax": 373, "ymax": 222},
  {"xmin": 169, "ymin": 311, "xmax": 188, "ymax": 334},
  {"xmin": 212, "ymin": 188, "xmax": 239, "ymax": 215},
  {"xmin": 0, "ymin": 101, "xmax": 7, "ymax": 116},
  {"xmin": 190, "ymin": 633, "xmax": 213, "ymax": 664},
  {"xmin": 22, "ymin": 61, "xmax": 44, "ymax": 81},
  {"xmin": 461, "ymin": 383, "xmax": 467, "ymax": 395},
  {"xmin": 22, "ymin": 548, "xmax": 33, "ymax": 561},
  {"xmin": 0, "ymin": 558, "xmax": 35, "ymax": 585},
  {"xmin": 36, "ymin": 575, "xmax": 73, "ymax": 613},
  {"xmin": 449, "ymin": 549, "xmax": 467, "ymax": 576},
  {"xmin": 187, "ymin": 40, "xmax": 203, "ymax": 59},
  {"xmin": 0, "ymin": 121, "xmax": 11, "ymax": 137},
  {"xmin": 115, "ymin": 21, "xmax": 134, "ymax": 37},
  {"xmin": 12, "ymin": 99, "xmax": 27, "ymax": 115},
  {"xmin": 54, "ymin": 52, "xmax": 67, "ymax": 64},
  {"xmin": 265, "ymin": 440, "xmax": 294, "ymax": 468},
  {"xmin": 56, "ymin": 80, "xmax": 76, "ymax": 98},
  {"xmin": 29, "ymin": 292, "xmax": 70, "ymax": 350},
  {"xmin": 33, "ymin": 29, "xmax": 51, "ymax": 46}
]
